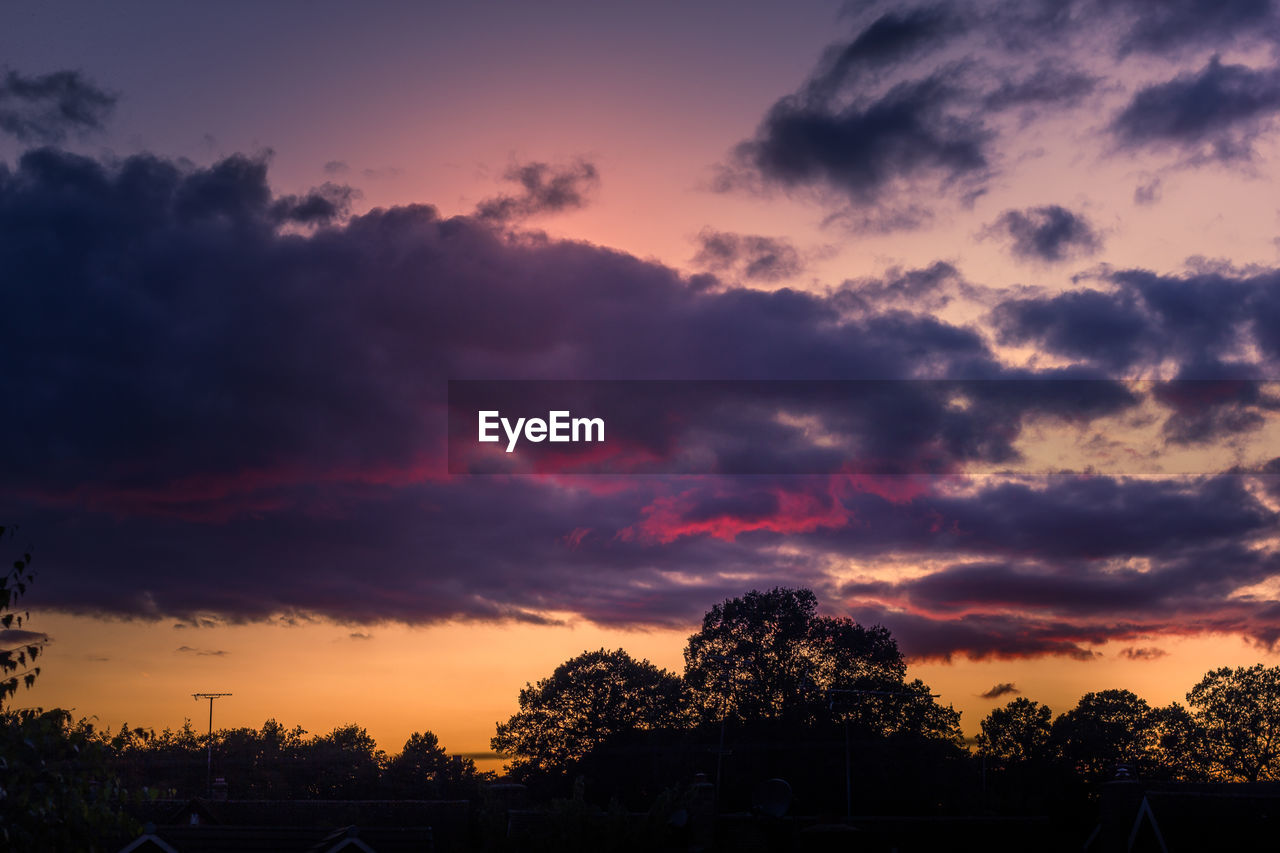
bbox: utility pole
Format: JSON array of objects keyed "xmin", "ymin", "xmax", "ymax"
[{"xmin": 192, "ymin": 693, "xmax": 231, "ymax": 798}]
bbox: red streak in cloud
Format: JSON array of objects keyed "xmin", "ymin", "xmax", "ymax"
[
  {"xmin": 1155, "ymin": 379, "xmax": 1254, "ymax": 413},
  {"xmin": 17, "ymin": 454, "xmax": 452, "ymax": 522},
  {"xmin": 621, "ymin": 479, "xmax": 844, "ymax": 544},
  {"xmin": 561, "ymin": 527, "xmax": 592, "ymax": 550}
]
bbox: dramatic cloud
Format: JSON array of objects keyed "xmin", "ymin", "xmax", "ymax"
[
  {"xmin": 981, "ymin": 63, "xmax": 1098, "ymax": 112},
  {"xmin": 1111, "ymin": 0, "xmax": 1278, "ymax": 56},
  {"xmin": 839, "ymin": 262, "xmax": 965, "ymax": 311},
  {"xmin": 802, "ymin": 6, "xmax": 961, "ymax": 101},
  {"xmin": 733, "ymin": 75, "xmax": 990, "ymax": 216},
  {"xmin": 1112, "ymin": 57, "xmax": 1280, "ymax": 162},
  {"xmin": 979, "ymin": 682, "xmax": 1020, "ymax": 699},
  {"xmin": 0, "ymin": 68, "xmax": 115, "ymax": 143},
  {"xmin": 476, "ymin": 159, "xmax": 599, "ymax": 222},
  {"xmin": 722, "ymin": 1, "xmax": 1280, "ymax": 228},
  {"xmin": 1120, "ymin": 646, "xmax": 1168, "ymax": 660},
  {"xmin": 272, "ymin": 181, "xmax": 359, "ymax": 225},
  {"xmin": 985, "ymin": 205, "xmax": 1101, "ymax": 263},
  {"xmin": 4, "ymin": 144, "xmax": 1280, "ymax": 662},
  {"xmin": 692, "ymin": 229, "xmax": 804, "ymax": 281},
  {"xmin": 991, "ymin": 266, "xmax": 1280, "ymax": 389}
]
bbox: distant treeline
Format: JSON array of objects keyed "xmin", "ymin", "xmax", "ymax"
[
  {"xmin": 4, "ymin": 585, "xmax": 1280, "ymax": 849},
  {"xmin": 485, "ymin": 588, "xmax": 1280, "ymax": 815}
]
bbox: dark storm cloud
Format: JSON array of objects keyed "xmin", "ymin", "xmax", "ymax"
[
  {"xmin": 1112, "ymin": 57, "xmax": 1280, "ymax": 162},
  {"xmin": 979, "ymin": 683, "xmax": 1020, "ymax": 699},
  {"xmin": 0, "ymin": 147, "xmax": 1017, "ymax": 623},
  {"xmin": 475, "ymin": 159, "xmax": 599, "ymax": 222},
  {"xmin": 5, "ymin": 146, "xmax": 1091, "ymax": 494},
  {"xmin": 5, "ymin": 146, "xmax": 1279, "ymax": 661},
  {"xmin": 0, "ymin": 68, "xmax": 115, "ymax": 143},
  {"xmin": 692, "ymin": 229, "xmax": 804, "ymax": 281},
  {"xmin": 985, "ymin": 205, "xmax": 1102, "ymax": 263}
]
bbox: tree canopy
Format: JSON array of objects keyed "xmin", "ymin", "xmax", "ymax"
[
  {"xmin": 385, "ymin": 730, "xmax": 481, "ymax": 798},
  {"xmin": 682, "ymin": 587, "xmax": 957, "ymax": 741},
  {"xmin": 0, "ymin": 527, "xmax": 42, "ymax": 707},
  {"xmin": 1049, "ymin": 689, "xmax": 1155, "ymax": 782},
  {"xmin": 1188, "ymin": 663, "xmax": 1280, "ymax": 782},
  {"xmin": 492, "ymin": 648, "xmax": 685, "ymax": 777},
  {"xmin": 977, "ymin": 698, "xmax": 1053, "ymax": 768}
]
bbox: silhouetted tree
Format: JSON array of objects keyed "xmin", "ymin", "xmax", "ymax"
[
  {"xmin": 1145, "ymin": 702, "xmax": 1203, "ymax": 781},
  {"xmin": 1188, "ymin": 664, "xmax": 1280, "ymax": 782},
  {"xmin": 111, "ymin": 718, "xmax": 205, "ymax": 796},
  {"xmin": 0, "ymin": 531, "xmax": 135, "ymax": 850},
  {"xmin": 0, "ymin": 528, "xmax": 42, "ymax": 706},
  {"xmin": 683, "ymin": 587, "xmax": 955, "ymax": 740},
  {"xmin": 306, "ymin": 723, "xmax": 386, "ymax": 797},
  {"xmin": 978, "ymin": 698, "xmax": 1053, "ymax": 768},
  {"xmin": 0, "ymin": 709, "xmax": 135, "ymax": 851},
  {"xmin": 385, "ymin": 730, "xmax": 484, "ymax": 797},
  {"xmin": 1050, "ymin": 689, "xmax": 1154, "ymax": 782},
  {"xmin": 492, "ymin": 648, "xmax": 685, "ymax": 779}
]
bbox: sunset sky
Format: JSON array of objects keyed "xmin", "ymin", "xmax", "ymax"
[{"xmin": 6, "ymin": 0, "xmax": 1280, "ymax": 770}]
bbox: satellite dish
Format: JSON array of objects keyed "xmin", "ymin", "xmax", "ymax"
[{"xmin": 752, "ymin": 778, "xmax": 792, "ymax": 818}]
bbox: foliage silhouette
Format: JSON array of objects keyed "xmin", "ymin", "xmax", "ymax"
[
  {"xmin": 492, "ymin": 648, "xmax": 685, "ymax": 781},
  {"xmin": 386, "ymin": 730, "xmax": 484, "ymax": 798},
  {"xmin": 0, "ymin": 525, "xmax": 43, "ymax": 706},
  {"xmin": 0, "ymin": 530, "xmax": 138, "ymax": 851},
  {"xmin": 978, "ymin": 697, "xmax": 1053, "ymax": 769},
  {"xmin": 1049, "ymin": 689, "xmax": 1156, "ymax": 783},
  {"xmin": 1188, "ymin": 663, "xmax": 1280, "ymax": 781},
  {"xmin": 682, "ymin": 587, "xmax": 958, "ymax": 742}
]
